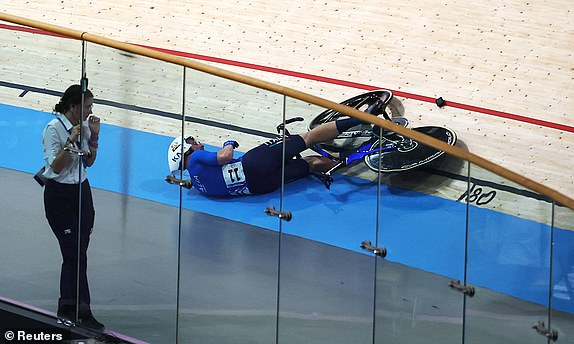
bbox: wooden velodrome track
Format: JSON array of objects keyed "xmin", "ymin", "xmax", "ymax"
[{"xmin": 1, "ymin": 1, "xmax": 573, "ymax": 227}]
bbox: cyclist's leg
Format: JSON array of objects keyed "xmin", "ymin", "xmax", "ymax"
[
  {"xmin": 284, "ymin": 158, "xmax": 312, "ymax": 182},
  {"xmin": 243, "ymin": 135, "xmax": 311, "ymax": 194},
  {"xmin": 303, "ymin": 155, "xmax": 338, "ymax": 173},
  {"xmin": 260, "ymin": 136, "xmax": 336, "ymax": 182},
  {"xmin": 301, "ymin": 118, "xmax": 364, "ymax": 147}
]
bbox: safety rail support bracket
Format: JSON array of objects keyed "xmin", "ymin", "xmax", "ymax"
[
  {"xmin": 264, "ymin": 206, "xmax": 292, "ymax": 222},
  {"xmin": 449, "ymin": 280, "xmax": 476, "ymax": 297},
  {"xmin": 64, "ymin": 146, "xmax": 89, "ymax": 156},
  {"xmin": 532, "ymin": 321, "xmax": 558, "ymax": 342},
  {"xmin": 360, "ymin": 240, "xmax": 387, "ymax": 258}
]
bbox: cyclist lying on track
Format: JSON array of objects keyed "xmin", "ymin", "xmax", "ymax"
[{"xmin": 165, "ymin": 117, "xmax": 366, "ymax": 196}]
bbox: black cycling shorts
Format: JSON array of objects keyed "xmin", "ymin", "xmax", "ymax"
[{"xmin": 242, "ymin": 135, "xmax": 309, "ymax": 194}]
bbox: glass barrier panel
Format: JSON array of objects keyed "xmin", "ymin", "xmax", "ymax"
[
  {"xmin": 0, "ymin": 23, "xmax": 87, "ymax": 327},
  {"xmin": 178, "ymin": 68, "xmax": 285, "ymax": 343},
  {"xmin": 78, "ymin": 41, "xmax": 184, "ymax": 341},
  {"xmin": 0, "ymin": 25, "xmax": 82, "ymax": 112},
  {"xmin": 465, "ymin": 163, "xmax": 553, "ymax": 343},
  {"xmin": 278, "ymin": 96, "xmax": 379, "ymax": 343},
  {"xmin": 374, "ymin": 141, "xmax": 467, "ymax": 344},
  {"xmin": 550, "ymin": 203, "xmax": 574, "ymax": 341}
]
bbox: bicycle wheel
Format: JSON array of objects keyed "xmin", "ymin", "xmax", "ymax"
[
  {"xmin": 364, "ymin": 126, "xmax": 457, "ymax": 173},
  {"xmin": 308, "ymin": 90, "xmax": 392, "ymax": 152}
]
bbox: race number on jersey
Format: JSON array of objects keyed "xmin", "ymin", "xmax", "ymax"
[{"xmin": 221, "ymin": 162, "xmax": 251, "ymax": 195}]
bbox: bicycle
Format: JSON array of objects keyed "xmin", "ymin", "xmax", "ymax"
[{"xmin": 277, "ymin": 90, "xmax": 457, "ymax": 189}]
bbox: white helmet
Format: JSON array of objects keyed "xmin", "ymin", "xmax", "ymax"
[{"xmin": 167, "ymin": 136, "xmax": 192, "ymax": 172}]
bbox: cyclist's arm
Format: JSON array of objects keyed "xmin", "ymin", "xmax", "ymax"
[
  {"xmin": 191, "ymin": 149, "xmax": 233, "ymax": 166},
  {"xmin": 216, "ymin": 145, "xmax": 235, "ymax": 165},
  {"xmin": 190, "ymin": 150, "xmax": 218, "ymax": 165}
]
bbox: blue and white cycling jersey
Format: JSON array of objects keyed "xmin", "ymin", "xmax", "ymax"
[{"xmin": 187, "ymin": 150, "xmax": 251, "ymax": 196}]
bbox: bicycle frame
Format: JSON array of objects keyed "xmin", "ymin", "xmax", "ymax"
[
  {"xmin": 277, "ymin": 118, "xmax": 402, "ymax": 189},
  {"xmin": 310, "ymin": 131, "xmax": 400, "ymax": 177},
  {"xmin": 279, "ymin": 90, "xmax": 455, "ymax": 188}
]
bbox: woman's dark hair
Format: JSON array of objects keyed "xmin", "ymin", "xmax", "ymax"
[{"xmin": 54, "ymin": 84, "xmax": 93, "ymax": 114}]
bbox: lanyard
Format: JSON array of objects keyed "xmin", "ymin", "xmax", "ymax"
[
  {"xmin": 56, "ymin": 117, "xmax": 73, "ymax": 141},
  {"xmin": 57, "ymin": 116, "xmax": 86, "ymax": 166}
]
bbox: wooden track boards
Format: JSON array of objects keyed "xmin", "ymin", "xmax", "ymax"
[{"xmin": 1, "ymin": 1, "xmax": 572, "ymax": 228}]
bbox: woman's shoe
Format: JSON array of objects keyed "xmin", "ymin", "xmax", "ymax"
[
  {"xmin": 79, "ymin": 313, "xmax": 105, "ymax": 331},
  {"xmin": 56, "ymin": 305, "xmax": 75, "ymax": 327}
]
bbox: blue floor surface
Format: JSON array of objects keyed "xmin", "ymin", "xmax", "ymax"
[{"xmin": 1, "ymin": 103, "xmax": 572, "ymax": 313}]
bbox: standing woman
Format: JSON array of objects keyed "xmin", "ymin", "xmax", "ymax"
[{"xmin": 41, "ymin": 84, "xmax": 104, "ymax": 330}]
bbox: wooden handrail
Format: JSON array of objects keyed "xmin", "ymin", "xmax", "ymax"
[{"xmin": 1, "ymin": 12, "xmax": 572, "ymax": 210}]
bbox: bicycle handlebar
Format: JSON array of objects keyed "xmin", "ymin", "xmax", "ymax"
[
  {"xmin": 276, "ymin": 117, "xmax": 305, "ymax": 134},
  {"xmin": 284, "ymin": 117, "xmax": 304, "ymax": 124}
]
